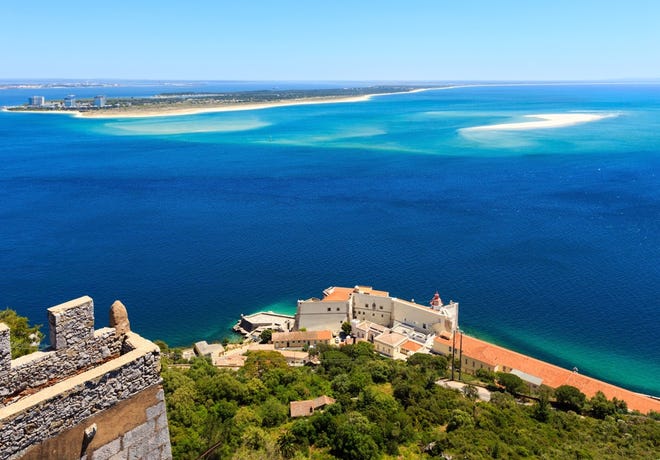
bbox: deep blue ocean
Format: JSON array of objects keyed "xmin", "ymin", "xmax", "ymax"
[{"xmin": 1, "ymin": 82, "xmax": 658, "ymax": 395}]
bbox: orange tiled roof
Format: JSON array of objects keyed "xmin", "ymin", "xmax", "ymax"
[
  {"xmin": 272, "ymin": 330, "xmax": 333, "ymax": 342},
  {"xmin": 322, "ymin": 285, "xmax": 390, "ymax": 301},
  {"xmin": 354, "ymin": 285, "xmax": 390, "ymax": 297},
  {"xmin": 401, "ymin": 340, "xmax": 423, "ymax": 353},
  {"xmin": 322, "ymin": 287, "xmax": 355, "ymax": 302},
  {"xmin": 433, "ymin": 334, "xmax": 660, "ymax": 414}
]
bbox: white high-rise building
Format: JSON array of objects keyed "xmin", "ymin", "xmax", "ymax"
[
  {"xmin": 93, "ymin": 95, "xmax": 106, "ymax": 108},
  {"xmin": 28, "ymin": 96, "xmax": 45, "ymax": 107},
  {"xmin": 64, "ymin": 95, "xmax": 76, "ymax": 108}
]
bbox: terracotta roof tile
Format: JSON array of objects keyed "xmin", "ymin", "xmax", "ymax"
[
  {"xmin": 401, "ymin": 340, "xmax": 423, "ymax": 353},
  {"xmin": 322, "ymin": 287, "xmax": 354, "ymax": 302},
  {"xmin": 434, "ymin": 334, "xmax": 660, "ymax": 414},
  {"xmin": 290, "ymin": 395, "xmax": 336, "ymax": 417}
]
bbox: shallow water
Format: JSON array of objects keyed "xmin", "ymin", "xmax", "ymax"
[{"xmin": 1, "ymin": 82, "xmax": 658, "ymax": 395}]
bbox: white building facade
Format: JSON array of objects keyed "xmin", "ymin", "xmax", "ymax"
[{"xmin": 295, "ymin": 285, "xmax": 459, "ymax": 337}]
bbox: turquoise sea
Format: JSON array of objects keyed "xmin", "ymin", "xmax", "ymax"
[{"xmin": 1, "ymin": 82, "xmax": 658, "ymax": 396}]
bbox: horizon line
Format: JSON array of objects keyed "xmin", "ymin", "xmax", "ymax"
[{"xmin": 1, "ymin": 77, "xmax": 659, "ymax": 83}]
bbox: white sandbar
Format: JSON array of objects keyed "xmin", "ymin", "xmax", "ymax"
[{"xmin": 462, "ymin": 113, "xmax": 613, "ymax": 132}]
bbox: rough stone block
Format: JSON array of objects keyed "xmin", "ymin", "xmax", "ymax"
[
  {"xmin": 127, "ymin": 441, "xmax": 149, "ymax": 460},
  {"xmin": 92, "ymin": 437, "xmax": 122, "ymax": 460},
  {"xmin": 122, "ymin": 419, "xmax": 155, "ymax": 448},
  {"xmin": 48, "ymin": 296, "xmax": 94, "ymax": 349},
  {"xmin": 0, "ymin": 323, "xmax": 10, "ymax": 373},
  {"xmin": 162, "ymin": 440, "xmax": 172, "ymax": 460},
  {"xmin": 146, "ymin": 401, "xmax": 166, "ymax": 420},
  {"xmin": 143, "ymin": 446, "xmax": 165, "ymax": 460},
  {"xmin": 155, "ymin": 412, "xmax": 168, "ymax": 430},
  {"xmin": 108, "ymin": 450, "xmax": 129, "ymax": 460},
  {"xmin": 109, "ymin": 301, "xmax": 131, "ymax": 336}
]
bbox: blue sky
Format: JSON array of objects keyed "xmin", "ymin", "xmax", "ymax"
[{"xmin": 1, "ymin": 0, "xmax": 658, "ymax": 81}]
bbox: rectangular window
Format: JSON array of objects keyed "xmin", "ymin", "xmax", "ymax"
[{"xmin": 327, "ymin": 307, "xmax": 331, "ymax": 312}]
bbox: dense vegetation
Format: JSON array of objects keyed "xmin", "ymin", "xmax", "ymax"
[
  {"xmin": 161, "ymin": 342, "xmax": 659, "ymax": 459},
  {"xmin": 0, "ymin": 308, "xmax": 42, "ymax": 358}
]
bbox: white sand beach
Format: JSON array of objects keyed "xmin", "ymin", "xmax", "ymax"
[
  {"xmin": 74, "ymin": 88, "xmax": 434, "ymax": 119},
  {"xmin": 462, "ymin": 113, "xmax": 614, "ymax": 132}
]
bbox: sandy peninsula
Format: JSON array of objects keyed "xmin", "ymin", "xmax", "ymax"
[
  {"xmin": 3, "ymin": 87, "xmax": 434, "ymax": 119},
  {"xmin": 462, "ymin": 113, "xmax": 614, "ymax": 132}
]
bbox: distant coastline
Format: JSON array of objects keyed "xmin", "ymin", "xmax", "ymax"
[
  {"xmin": 3, "ymin": 81, "xmax": 656, "ymax": 119},
  {"xmin": 3, "ymin": 86, "xmax": 438, "ymax": 119}
]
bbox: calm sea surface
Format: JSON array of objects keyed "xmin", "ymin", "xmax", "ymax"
[{"xmin": 1, "ymin": 83, "xmax": 658, "ymax": 395}]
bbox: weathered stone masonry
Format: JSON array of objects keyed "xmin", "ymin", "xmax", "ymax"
[{"xmin": 0, "ymin": 296, "xmax": 172, "ymax": 460}]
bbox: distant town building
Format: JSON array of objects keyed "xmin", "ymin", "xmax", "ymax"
[
  {"xmin": 373, "ymin": 331, "xmax": 408, "ymax": 358},
  {"xmin": 28, "ymin": 96, "xmax": 45, "ymax": 107},
  {"xmin": 193, "ymin": 340, "xmax": 225, "ymax": 364},
  {"xmin": 93, "ymin": 95, "xmax": 106, "ymax": 107},
  {"xmin": 290, "ymin": 396, "xmax": 335, "ymax": 418},
  {"xmin": 271, "ymin": 329, "xmax": 332, "ymax": 349},
  {"xmin": 233, "ymin": 311, "xmax": 294, "ymax": 340},
  {"xmin": 63, "ymin": 95, "xmax": 76, "ymax": 108}
]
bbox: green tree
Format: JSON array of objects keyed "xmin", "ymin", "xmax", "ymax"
[
  {"xmin": 258, "ymin": 397, "xmax": 288, "ymax": 427},
  {"xmin": 588, "ymin": 391, "xmax": 616, "ymax": 419},
  {"xmin": 259, "ymin": 329, "xmax": 272, "ymax": 344},
  {"xmin": 341, "ymin": 321, "xmax": 352, "ymax": 335},
  {"xmin": 243, "ymin": 350, "xmax": 287, "ymax": 378},
  {"xmin": 463, "ymin": 383, "xmax": 479, "ymax": 400},
  {"xmin": 554, "ymin": 385, "xmax": 586, "ymax": 412},
  {"xmin": 496, "ymin": 372, "xmax": 525, "ymax": 395},
  {"xmin": 277, "ymin": 430, "xmax": 297, "ymax": 459},
  {"xmin": 331, "ymin": 412, "xmax": 380, "ymax": 460},
  {"xmin": 476, "ymin": 367, "xmax": 496, "ymax": 382},
  {"xmin": 0, "ymin": 308, "xmax": 43, "ymax": 358},
  {"xmin": 532, "ymin": 388, "xmax": 551, "ymax": 422},
  {"xmin": 446, "ymin": 409, "xmax": 475, "ymax": 432}
]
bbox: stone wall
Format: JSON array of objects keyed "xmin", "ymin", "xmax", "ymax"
[
  {"xmin": 18, "ymin": 386, "xmax": 171, "ymax": 460},
  {"xmin": 0, "ymin": 297, "xmax": 172, "ymax": 460},
  {"xmin": 0, "ymin": 297, "xmax": 123, "ymax": 402}
]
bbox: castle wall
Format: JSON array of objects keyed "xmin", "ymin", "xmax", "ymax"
[
  {"xmin": 0, "ymin": 297, "xmax": 172, "ymax": 460},
  {"xmin": 0, "ymin": 297, "xmax": 123, "ymax": 401},
  {"xmin": 19, "ymin": 385, "xmax": 170, "ymax": 460}
]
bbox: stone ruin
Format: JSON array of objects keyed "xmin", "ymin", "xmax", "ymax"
[{"xmin": 0, "ymin": 296, "xmax": 172, "ymax": 459}]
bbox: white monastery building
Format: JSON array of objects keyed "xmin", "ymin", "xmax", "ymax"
[{"xmin": 294, "ymin": 285, "xmax": 458, "ymax": 339}]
